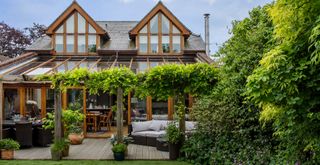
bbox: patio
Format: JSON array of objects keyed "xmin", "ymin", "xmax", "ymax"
[{"xmin": 14, "ymin": 138, "xmax": 169, "ymax": 160}]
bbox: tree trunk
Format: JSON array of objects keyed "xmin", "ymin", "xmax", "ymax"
[
  {"xmin": 54, "ymin": 89, "xmax": 62, "ymax": 142},
  {"xmin": 116, "ymin": 88, "xmax": 123, "ymax": 143},
  {"xmin": 0, "ymin": 80, "xmax": 3, "ymax": 140}
]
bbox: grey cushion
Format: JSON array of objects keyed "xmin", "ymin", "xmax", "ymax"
[{"xmin": 132, "ymin": 121, "xmax": 152, "ymax": 133}]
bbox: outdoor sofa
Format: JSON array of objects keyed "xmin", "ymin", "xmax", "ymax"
[{"xmin": 129, "ymin": 120, "xmax": 196, "ymax": 147}]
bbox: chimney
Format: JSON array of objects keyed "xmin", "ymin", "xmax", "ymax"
[{"xmin": 204, "ymin": 13, "xmax": 210, "ymax": 56}]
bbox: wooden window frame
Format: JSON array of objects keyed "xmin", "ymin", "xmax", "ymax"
[
  {"xmin": 137, "ymin": 12, "xmax": 183, "ymax": 55},
  {"xmin": 53, "ymin": 11, "xmax": 98, "ymax": 55}
]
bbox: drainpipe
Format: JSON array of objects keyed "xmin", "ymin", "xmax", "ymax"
[{"xmin": 204, "ymin": 13, "xmax": 210, "ymax": 56}]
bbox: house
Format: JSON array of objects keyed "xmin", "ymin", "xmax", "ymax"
[{"xmin": 0, "ymin": 1, "xmax": 211, "ymax": 137}]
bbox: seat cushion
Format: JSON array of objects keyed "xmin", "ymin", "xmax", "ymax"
[
  {"xmin": 132, "ymin": 130, "xmax": 166, "ymax": 138},
  {"xmin": 132, "ymin": 121, "xmax": 152, "ymax": 133},
  {"xmin": 149, "ymin": 120, "xmax": 169, "ymax": 131}
]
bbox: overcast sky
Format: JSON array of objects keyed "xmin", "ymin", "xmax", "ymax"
[{"xmin": 0, "ymin": 0, "xmax": 272, "ymax": 54}]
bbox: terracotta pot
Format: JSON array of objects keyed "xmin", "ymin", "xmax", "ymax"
[
  {"xmin": 1, "ymin": 149, "xmax": 14, "ymax": 160},
  {"xmin": 62, "ymin": 145, "xmax": 69, "ymax": 157},
  {"xmin": 68, "ymin": 133, "xmax": 84, "ymax": 145}
]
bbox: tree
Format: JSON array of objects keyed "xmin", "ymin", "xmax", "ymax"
[
  {"xmin": 0, "ymin": 22, "xmax": 30, "ymax": 57},
  {"xmin": 24, "ymin": 23, "xmax": 46, "ymax": 43},
  {"xmin": 246, "ymin": 0, "xmax": 320, "ymax": 163},
  {"xmin": 182, "ymin": 5, "xmax": 276, "ymax": 164},
  {"xmin": 139, "ymin": 63, "xmax": 218, "ymax": 133},
  {"xmin": 0, "ymin": 22, "xmax": 46, "ymax": 58}
]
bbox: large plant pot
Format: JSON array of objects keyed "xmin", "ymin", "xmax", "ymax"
[
  {"xmin": 62, "ymin": 145, "xmax": 69, "ymax": 157},
  {"xmin": 169, "ymin": 143, "xmax": 180, "ymax": 160},
  {"xmin": 1, "ymin": 149, "xmax": 14, "ymax": 160},
  {"xmin": 68, "ymin": 133, "xmax": 84, "ymax": 145},
  {"xmin": 51, "ymin": 148, "xmax": 62, "ymax": 160},
  {"xmin": 113, "ymin": 152, "xmax": 125, "ymax": 161}
]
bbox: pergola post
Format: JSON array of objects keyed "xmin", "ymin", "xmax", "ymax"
[
  {"xmin": 54, "ymin": 89, "xmax": 62, "ymax": 142},
  {"xmin": 116, "ymin": 87, "xmax": 123, "ymax": 143}
]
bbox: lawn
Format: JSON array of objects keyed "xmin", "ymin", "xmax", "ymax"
[{"xmin": 0, "ymin": 160, "xmax": 190, "ymax": 165}]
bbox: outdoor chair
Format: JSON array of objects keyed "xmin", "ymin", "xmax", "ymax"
[
  {"xmin": 98, "ymin": 110, "xmax": 112, "ymax": 131},
  {"xmin": 14, "ymin": 122, "xmax": 33, "ymax": 148},
  {"xmin": 33, "ymin": 127, "xmax": 53, "ymax": 147},
  {"xmin": 2, "ymin": 127, "xmax": 12, "ymax": 139}
]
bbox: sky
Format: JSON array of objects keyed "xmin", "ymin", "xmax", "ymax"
[{"xmin": 0, "ymin": 0, "xmax": 272, "ymax": 54}]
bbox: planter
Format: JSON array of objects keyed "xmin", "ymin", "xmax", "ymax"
[
  {"xmin": 50, "ymin": 148, "xmax": 62, "ymax": 160},
  {"xmin": 169, "ymin": 143, "xmax": 180, "ymax": 160},
  {"xmin": 68, "ymin": 133, "xmax": 84, "ymax": 145},
  {"xmin": 113, "ymin": 152, "xmax": 125, "ymax": 161},
  {"xmin": 1, "ymin": 149, "xmax": 14, "ymax": 160},
  {"xmin": 62, "ymin": 145, "xmax": 69, "ymax": 157}
]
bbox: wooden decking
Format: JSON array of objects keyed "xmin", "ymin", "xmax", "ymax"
[{"xmin": 15, "ymin": 138, "xmax": 169, "ymax": 160}]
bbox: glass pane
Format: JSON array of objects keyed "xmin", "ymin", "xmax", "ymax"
[
  {"xmin": 46, "ymin": 89, "xmax": 55, "ymax": 113},
  {"xmin": 150, "ymin": 62, "xmax": 158, "ymax": 68},
  {"xmin": 140, "ymin": 25, "xmax": 147, "ymax": 33},
  {"xmin": 67, "ymin": 89, "xmax": 83, "ymax": 111},
  {"xmin": 88, "ymin": 35, "xmax": 96, "ymax": 52},
  {"xmin": 25, "ymin": 88, "xmax": 42, "ymax": 119},
  {"xmin": 162, "ymin": 36, "xmax": 170, "ymax": 53},
  {"xmin": 57, "ymin": 64, "xmax": 66, "ymax": 72},
  {"xmin": 172, "ymin": 25, "xmax": 180, "ymax": 33},
  {"xmin": 150, "ymin": 14, "xmax": 159, "ymax": 33},
  {"xmin": 78, "ymin": 14, "xmax": 86, "ymax": 33},
  {"xmin": 139, "ymin": 35, "xmax": 148, "ymax": 53},
  {"xmin": 78, "ymin": 35, "xmax": 86, "ymax": 53},
  {"xmin": 56, "ymin": 25, "xmax": 63, "ymax": 33},
  {"xmin": 66, "ymin": 14, "xmax": 74, "ymax": 33},
  {"xmin": 55, "ymin": 35, "xmax": 63, "ymax": 52},
  {"xmin": 131, "ymin": 94, "xmax": 147, "ymax": 121},
  {"xmin": 152, "ymin": 99, "xmax": 168, "ymax": 120},
  {"xmin": 88, "ymin": 24, "xmax": 96, "ymax": 33},
  {"xmin": 173, "ymin": 36, "xmax": 181, "ymax": 53},
  {"xmin": 4, "ymin": 89, "xmax": 20, "ymax": 120},
  {"xmin": 138, "ymin": 62, "xmax": 148, "ymax": 73},
  {"xmin": 151, "ymin": 36, "xmax": 158, "ymax": 53},
  {"xmin": 162, "ymin": 15, "xmax": 170, "ymax": 34},
  {"xmin": 66, "ymin": 35, "xmax": 74, "ymax": 52},
  {"xmin": 67, "ymin": 61, "xmax": 77, "ymax": 71},
  {"xmin": 27, "ymin": 68, "xmax": 52, "ymax": 75}
]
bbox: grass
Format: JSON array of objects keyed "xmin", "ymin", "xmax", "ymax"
[{"xmin": 0, "ymin": 160, "xmax": 190, "ymax": 165}]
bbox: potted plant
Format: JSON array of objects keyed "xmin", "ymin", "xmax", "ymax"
[
  {"xmin": 63, "ymin": 109, "xmax": 85, "ymax": 145},
  {"xmin": 166, "ymin": 122, "xmax": 182, "ymax": 160},
  {"xmin": 110, "ymin": 135, "xmax": 133, "ymax": 156},
  {"xmin": 112, "ymin": 143, "xmax": 127, "ymax": 161},
  {"xmin": 0, "ymin": 139, "xmax": 20, "ymax": 160},
  {"xmin": 51, "ymin": 138, "xmax": 70, "ymax": 160}
]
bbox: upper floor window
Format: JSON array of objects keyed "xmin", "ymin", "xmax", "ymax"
[
  {"xmin": 54, "ymin": 12, "xmax": 97, "ymax": 54},
  {"xmin": 138, "ymin": 13, "xmax": 182, "ymax": 54}
]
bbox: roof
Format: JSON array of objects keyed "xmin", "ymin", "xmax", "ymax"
[
  {"xmin": 0, "ymin": 55, "xmax": 10, "ymax": 62},
  {"xmin": 27, "ymin": 21, "xmax": 206, "ymax": 52}
]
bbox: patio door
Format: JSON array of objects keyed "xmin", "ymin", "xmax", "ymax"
[{"xmin": 66, "ymin": 88, "xmax": 86, "ymax": 134}]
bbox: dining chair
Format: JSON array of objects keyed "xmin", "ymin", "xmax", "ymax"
[
  {"xmin": 86, "ymin": 114, "xmax": 95, "ymax": 132},
  {"xmin": 98, "ymin": 110, "xmax": 112, "ymax": 131}
]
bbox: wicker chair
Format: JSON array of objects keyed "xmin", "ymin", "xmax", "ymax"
[
  {"xmin": 98, "ymin": 110, "xmax": 112, "ymax": 131},
  {"xmin": 33, "ymin": 127, "xmax": 53, "ymax": 147},
  {"xmin": 15, "ymin": 122, "xmax": 33, "ymax": 148}
]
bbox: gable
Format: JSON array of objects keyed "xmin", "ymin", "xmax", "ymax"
[
  {"xmin": 46, "ymin": 1, "xmax": 108, "ymax": 37},
  {"xmin": 129, "ymin": 1, "xmax": 191, "ymax": 39}
]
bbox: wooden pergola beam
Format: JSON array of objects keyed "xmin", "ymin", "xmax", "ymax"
[
  {"xmin": 178, "ymin": 57, "xmax": 184, "ymax": 65},
  {"xmin": 129, "ymin": 57, "xmax": 133, "ymax": 70},
  {"xmin": 111, "ymin": 57, "xmax": 117, "ymax": 68},
  {"xmin": 70, "ymin": 58, "xmax": 86, "ymax": 71},
  {"xmin": 88, "ymin": 58, "xmax": 101, "ymax": 71},
  {"xmin": 21, "ymin": 57, "xmax": 56, "ymax": 75},
  {"xmin": 45, "ymin": 57, "xmax": 71, "ymax": 74}
]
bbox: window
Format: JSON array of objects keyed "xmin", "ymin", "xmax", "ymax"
[
  {"xmin": 66, "ymin": 35, "xmax": 74, "ymax": 52},
  {"xmin": 138, "ymin": 13, "xmax": 182, "ymax": 54},
  {"xmin": 54, "ymin": 12, "xmax": 97, "ymax": 54},
  {"xmin": 139, "ymin": 35, "xmax": 148, "ymax": 53},
  {"xmin": 55, "ymin": 35, "xmax": 63, "ymax": 52}
]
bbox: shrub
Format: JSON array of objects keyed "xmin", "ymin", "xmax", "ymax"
[
  {"xmin": 112, "ymin": 143, "xmax": 127, "ymax": 153},
  {"xmin": 0, "ymin": 139, "xmax": 20, "ymax": 150},
  {"xmin": 166, "ymin": 122, "xmax": 182, "ymax": 144}
]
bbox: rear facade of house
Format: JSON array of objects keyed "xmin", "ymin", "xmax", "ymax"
[{"xmin": 0, "ymin": 1, "xmax": 211, "ymax": 137}]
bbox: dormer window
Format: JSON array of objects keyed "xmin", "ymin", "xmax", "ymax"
[
  {"xmin": 138, "ymin": 13, "xmax": 182, "ymax": 54},
  {"xmin": 53, "ymin": 12, "xmax": 98, "ymax": 54}
]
